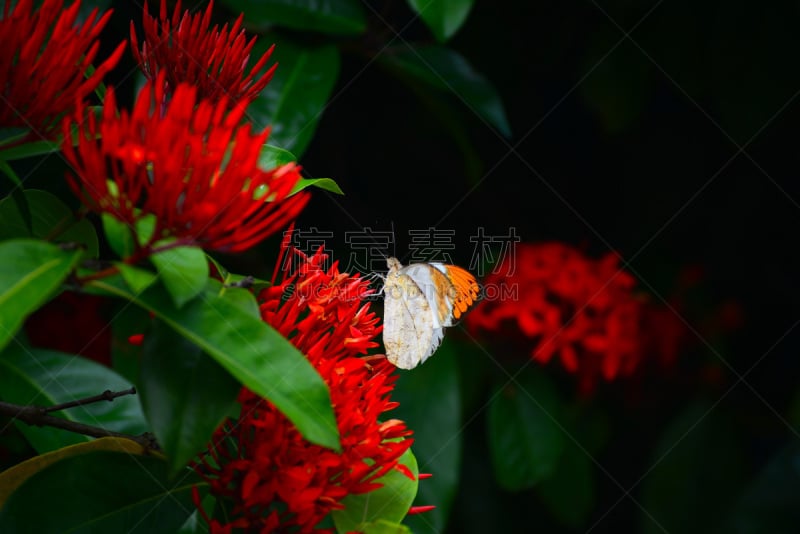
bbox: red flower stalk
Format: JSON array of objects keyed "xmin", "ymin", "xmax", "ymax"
[
  {"xmin": 131, "ymin": 0, "xmax": 276, "ymax": 107},
  {"xmin": 0, "ymin": 0, "xmax": 124, "ymax": 140},
  {"xmin": 62, "ymin": 75, "xmax": 308, "ymax": 254},
  {"xmin": 192, "ymin": 245, "xmax": 414, "ymax": 532},
  {"xmin": 467, "ymin": 242, "xmax": 645, "ymax": 392}
]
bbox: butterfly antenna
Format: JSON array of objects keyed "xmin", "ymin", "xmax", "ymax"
[{"xmin": 391, "ymin": 220, "xmax": 396, "ymax": 258}]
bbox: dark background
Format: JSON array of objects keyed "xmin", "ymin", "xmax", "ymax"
[{"xmin": 300, "ymin": 2, "xmax": 800, "ymax": 531}]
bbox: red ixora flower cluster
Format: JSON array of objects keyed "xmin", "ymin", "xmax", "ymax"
[
  {"xmin": 62, "ymin": 75, "xmax": 308, "ymax": 254},
  {"xmin": 468, "ymin": 242, "xmax": 646, "ymax": 392},
  {"xmin": 131, "ymin": 0, "xmax": 275, "ymax": 107},
  {"xmin": 0, "ymin": 0, "xmax": 124, "ymax": 140},
  {"xmin": 192, "ymin": 243, "xmax": 413, "ymax": 533}
]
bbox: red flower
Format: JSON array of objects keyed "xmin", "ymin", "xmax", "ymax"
[
  {"xmin": 61, "ymin": 76, "xmax": 308, "ymax": 254},
  {"xmin": 193, "ymin": 245, "xmax": 413, "ymax": 532},
  {"xmin": 131, "ymin": 0, "xmax": 276, "ymax": 107},
  {"xmin": 468, "ymin": 242, "xmax": 645, "ymax": 392},
  {"xmin": 0, "ymin": 0, "xmax": 124, "ymax": 141}
]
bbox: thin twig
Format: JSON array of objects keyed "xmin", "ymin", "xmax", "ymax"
[
  {"xmin": 43, "ymin": 387, "xmax": 137, "ymax": 413},
  {"xmin": 0, "ymin": 400, "xmax": 159, "ymax": 451}
]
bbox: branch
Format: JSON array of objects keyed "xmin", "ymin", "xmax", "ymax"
[
  {"xmin": 0, "ymin": 389, "xmax": 159, "ymax": 451},
  {"xmin": 43, "ymin": 387, "xmax": 137, "ymax": 413}
]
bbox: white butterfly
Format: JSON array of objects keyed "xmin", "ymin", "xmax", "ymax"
[{"xmin": 383, "ymin": 257, "xmax": 480, "ymax": 369}]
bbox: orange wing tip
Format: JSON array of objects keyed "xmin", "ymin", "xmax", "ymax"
[{"xmin": 444, "ymin": 264, "xmax": 481, "ymax": 316}]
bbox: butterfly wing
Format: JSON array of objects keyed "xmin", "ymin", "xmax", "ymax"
[
  {"xmin": 400, "ymin": 263, "xmax": 454, "ymax": 328},
  {"xmin": 383, "ymin": 260, "xmax": 441, "ymax": 369},
  {"xmin": 431, "ymin": 263, "xmax": 481, "ymax": 326}
]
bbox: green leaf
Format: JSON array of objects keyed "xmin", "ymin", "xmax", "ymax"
[
  {"xmin": 0, "ymin": 189, "xmax": 98, "ymax": 257},
  {"xmin": 725, "ymin": 440, "xmax": 800, "ymax": 533},
  {"xmin": 487, "ymin": 367, "xmax": 564, "ymax": 491},
  {"xmin": 0, "ymin": 240, "xmax": 83, "ymax": 352},
  {"xmin": 259, "ymin": 143, "xmax": 297, "ymax": 169},
  {"xmin": 216, "ymin": 282, "xmax": 262, "ymax": 318},
  {"xmin": 333, "ymin": 447, "xmax": 418, "ymax": 532},
  {"xmin": 88, "ymin": 276, "xmax": 340, "ymax": 451},
  {"xmin": 379, "ymin": 45, "xmax": 511, "ymax": 138},
  {"xmin": 110, "ymin": 303, "xmax": 151, "ymax": 384},
  {"xmin": 0, "ymin": 159, "xmax": 23, "ymax": 187},
  {"xmin": 102, "ymin": 213, "xmax": 157, "ymax": 259},
  {"xmin": 0, "ymin": 345, "xmax": 147, "ymax": 453},
  {"xmin": 392, "ymin": 340, "xmax": 462, "ymax": 534},
  {"xmin": 140, "ymin": 320, "xmax": 240, "ymax": 477},
  {"xmin": 150, "ymin": 244, "xmax": 209, "ymax": 308},
  {"xmin": 640, "ymin": 400, "xmax": 744, "ymax": 534},
  {"xmin": 0, "ymin": 437, "xmax": 148, "ymax": 507},
  {"xmin": 0, "ymin": 139, "xmax": 60, "ymax": 162},
  {"xmin": 248, "ymin": 37, "xmax": 341, "ymax": 157},
  {"xmin": 219, "ymin": 0, "xmax": 367, "ymax": 36},
  {"xmin": 102, "ymin": 213, "xmax": 135, "ymax": 259},
  {"xmin": 0, "ymin": 450, "xmax": 204, "ymax": 533},
  {"xmin": 9, "ymin": 188, "xmax": 32, "ymax": 236},
  {"xmin": 360, "ymin": 520, "xmax": 413, "ymax": 534},
  {"xmin": 178, "ymin": 494, "xmax": 216, "ymax": 534},
  {"xmin": 406, "ymin": 0, "xmax": 475, "ymax": 42},
  {"xmin": 116, "ymin": 262, "xmax": 158, "ymax": 294},
  {"xmin": 290, "ymin": 177, "xmax": 344, "ymax": 196},
  {"xmin": 0, "ymin": 128, "xmax": 29, "ymax": 148}
]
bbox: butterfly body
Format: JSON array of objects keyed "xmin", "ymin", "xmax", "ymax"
[{"xmin": 383, "ymin": 257, "xmax": 480, "ymax": 369}]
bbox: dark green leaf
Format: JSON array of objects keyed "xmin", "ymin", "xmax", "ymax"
[
  {"xmin": 0, "ymin": 189, "xmax": 98, "ymax": 257},
  {"xmin": 110, "ymin": 303, "xmax": 151, "ymax": 384},
  {"xmin": 0, "ymin": 437, "xmax": 149, "ymax": 506},
  {"xmin": 487, "ymin": 367, "xmax": 564, "ymax": 491},
  {"xmin": 0, "ymin": 139, "xmax": 60, "ymax": 162},
  {"xmin": 392, "ymin": 340, "xmax": 462, "ymax": 534},
  {"xmin": 8, "ymin": 188, "xmax": 32, "ymax": 236},
  {"xmin": 116, "ymin": 263, "xmax": 158, "ymax": 294},
  {"xmin": 150, "ymin": 244, "xmax": 209, "ymax": 308},
  {"xmin": 0, "ymin": 450, "xmax": 204, "ymax": 533},
  {"xmin": 406, "ymin": 0, "xmax": 475, "ymax": 42},
  {"xmin": 259, "ymin": 143, "xmax": 297, "ymax": 169},
  {"xmin": 290, "ymin": 177, "xmax": 344, "ymax": 195},
  {"xmin": 401, "ymin": 79, "xmax": 484, "ymax": 184},
  {"xmin": 536, "ymin": 438, "xmax": 594, "ymax": 528},
  {"xmin": 248, "ymin": 37, "xmax": 341, "ymax": 157},
  {"xmin": 380, "ymin": 45, "xmax": 511, "ymax": 137},
  {"xmin": 0, "ymin": 345, "xmax": 147, "ymax": 453},
  {"xmin": 0, "ymin": 128, "xmax": 28, "ymax": 148},
  {"xmin": 102, "ymin": 213, "xmax": 135, "ymax": 259},
  {"xmin": 178, "ymin": 494, "xmax": 216, "ymax": 534},
  {"xmin": 725, "ymin": 440, "xmax": 800, "ymax": 533},
  {"xmin": 333, "ymin": 448, "xmax": 418, "ymax": 532},
  {"xmin": 88, "ymin": 276, "xmax": 339, "ymax": 450},
  {"xmin": 140, "ymin": 320, "xmax": 240, "ymax": 477},
  {"xmin": 0, "ymin": 240, "xmax": 83, "ymax": 352},
  {"xmin": 220, "ymin": 0, "xmax": 366, "ymax": 35},
  {"xmin": 0, "ymin": 160, "xmax": 23, "ymax": 187},
  {"xmin": 78, "ymin": 0, "xmax": 112, "ymax": 23},
  {"xmin": 640, "ymin": 401, "xmax": 744, "ymax": 534}
]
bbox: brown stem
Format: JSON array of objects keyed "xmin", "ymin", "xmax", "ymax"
[
  {"xmin": 0, "ymin": 395, "xmax": 159, "ymax": 451},
  {"xmin": 42, "ymin": 387, "xmax": 137, "ymax": 413}
]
